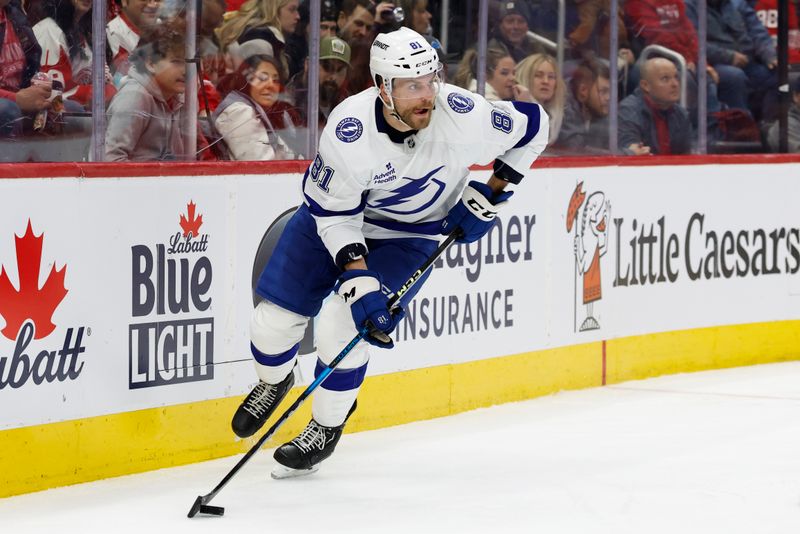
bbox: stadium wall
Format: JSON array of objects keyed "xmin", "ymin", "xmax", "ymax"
[{"xmin": 1, "ymin": 155, "xmax": 799, "ymax": 498}]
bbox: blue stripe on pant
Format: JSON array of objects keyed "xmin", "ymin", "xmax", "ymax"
[
  {"xmin": 315, "ymin": 358, "xmax": 368, "ymax": 391},
  {"xmin": 251, "ymin": 342, "xmax": 300, "ymax": 367}
]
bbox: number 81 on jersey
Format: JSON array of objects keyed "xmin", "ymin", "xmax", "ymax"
[{"xmin": 310, "ymin": 154, "xmax": 335, "ymax": 192}]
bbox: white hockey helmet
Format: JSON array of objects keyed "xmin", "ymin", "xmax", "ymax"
[{"xmin": 369, "ymin": 27, "xmax": 442, "ymax": 98}]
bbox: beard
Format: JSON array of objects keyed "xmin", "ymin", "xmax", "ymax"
[
  {"xmin": 394, "ymin": 101, "xmax": 433, "ymax": 130},
  {"xmin": 319, "ymin": 80, "xmax": 340, "ymax": 107}
]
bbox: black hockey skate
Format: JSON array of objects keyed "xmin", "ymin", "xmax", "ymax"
[
  {"xmin": 231, "ymin": 371, "xmax": 295, "ymax": 438},
  {"xmin": 271, "ymin": 401, "xmax": 357, "ymax": 479}
]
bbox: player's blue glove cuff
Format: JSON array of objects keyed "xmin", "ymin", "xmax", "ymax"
[
  {"xmin": 335, "ymin": 269, "xmax": 405, "ymax": 349},
  {"xmin": 441, "ymin": 180, "xmax": 513, "ymax": 243}
]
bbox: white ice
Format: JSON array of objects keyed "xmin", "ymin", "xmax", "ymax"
[{"xmin": 3, "ymin": 361, "xmax": 800, "ymax": 534}]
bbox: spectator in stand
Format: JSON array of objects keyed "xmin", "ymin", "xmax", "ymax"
[
  {"xmin": 0, "ymin": 0, "xmax": 49, "ymax": 137},
  {"xmin": 555, "ymin": 58, "xmax": 611, "ymax": 151},
  {"xmin": 336, "ymin": 1, "xmax": 398, "ymax": 93},
  {"xmin": 199, "ymin": 0, "xmax": 226, "ymax": 83},
  {"xmin": 626, "ymin": 0, "xmax": 698, "ymax": 71},
  {"xmin": 33, "ymin": 0, "xmax": 116, "ymax": 109},
  {"xmin": 685, "ymin": 0, "xmax": 779, "ymax": 121},
  {"xmin": 568, "ymin": 0, "xmax": 633, "ymax": 59},
  {"xmin": 337, "ymin": 0, "xmax": 376, "ymax": 43},
  {"xmin": 213, "ymin": 53, "xmax": 303, "ymax": 160},
  {"xmin": 105, "ymin": 20, "xmax": 211, "ymax": 161},
  {"xmin": 217, "ymin": 0, "xmax": 300, "ymax": 81},
  {"xmin": 488, "ymin": 0, "xmax": 545, "ymax": 63},
  {"xmin": 454, "ymin": 44, "xmax": 524, "ymax": 101},
  {"xmin": 515, "ymin": 53, "xmax": 565, "ymax": 144},
  {"xmin": 751, "ymin": 0, "xmax": 800, "ymax": 65},
  {"xmin": 398, "ymin": 0, "xmax": 442, "ymax": 54},
  {"xmin": 625, "ymin": 0, "xmax": 723, "ymax": 128},
  {"xmin": 767, "ymin": 76, "xmax": 800, "ymax": 152},
  {"xmin": 618, "ymin": 57, "xmax": 691, "ymax": 155},
  {"xmin": 286, "ymin": 35, "xmax": 351, "ymax": 128},
  {"xmin": 298, "ymin": 0, "xmax": 339, "ymax": 39},
  {"xmin": 106, "ymin": 0, "xmax": 161, "ymax": 80}
]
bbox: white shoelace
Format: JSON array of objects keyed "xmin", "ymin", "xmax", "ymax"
[
  {"xmin": 242, "ymin": 382, "xmax": 278, "ymax": 418},
  {"xmin": 291, "ymin": 421, "xmax": 327, "ymax": 453}
]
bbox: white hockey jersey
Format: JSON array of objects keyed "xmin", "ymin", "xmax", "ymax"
[{"xmin": 302, "ymin": 83, "xmax": 549, "ymax": 263}]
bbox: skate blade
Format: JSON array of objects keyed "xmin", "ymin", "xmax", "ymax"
[{"xmin": 271, "ymin": 464, "xmax": 320, "ymax": 480}]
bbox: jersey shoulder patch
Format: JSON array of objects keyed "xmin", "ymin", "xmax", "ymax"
[
  {"xmin": 334, "ymin": 117, "xmax": 364, "ymax": 143},
  {"xmin": 446, "ymin": 91, "xmax": 475, "ymax": 114}
]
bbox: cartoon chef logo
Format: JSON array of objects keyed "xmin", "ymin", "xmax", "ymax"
[{"xmin": 566, "ymin": 182, "xmax": 610, "ymax": 332}]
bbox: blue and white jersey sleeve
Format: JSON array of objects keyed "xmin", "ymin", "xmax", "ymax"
[
  {"xmin": 491, "ymin": 99, "xmax": 549, "ymax": 182},
  {"xmin": 443, "ymin": 85, "xmax": 549, "ymax": 181},
  {"xmin": 302, "ymin": 125, "xmax": 371, "ymax": 265}
]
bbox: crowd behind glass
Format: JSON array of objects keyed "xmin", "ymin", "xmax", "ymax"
[{"xmin": 0, "ymin": 0, "xmax": 798, "ymax": 162}]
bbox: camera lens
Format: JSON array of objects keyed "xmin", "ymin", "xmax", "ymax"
[{"xmin": 381, "ymin": 6, "xmax": 405, "ymax": 23}]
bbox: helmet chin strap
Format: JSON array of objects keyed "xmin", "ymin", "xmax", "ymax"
[{"xmin": 381, "ymin": 88, "xmax": 417, "ymax": 132}]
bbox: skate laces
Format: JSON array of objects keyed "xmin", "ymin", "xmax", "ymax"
[
  {"xmin": 292, "ymin": 421, "xmax": 328, "ymax": 452},
  {"xmin": 242, "ymin": 381, "xmax": 278, "ymax": 418}
]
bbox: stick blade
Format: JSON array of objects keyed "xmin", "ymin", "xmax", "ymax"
[
  {"xmin": 187, "ymin": 496, "xmax": 204, "ymax": 518},
  {"xmin": 188, "ymin": 496, "xmax": 225, "ymax": 518}
]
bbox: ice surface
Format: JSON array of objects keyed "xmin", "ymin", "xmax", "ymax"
[{"xmin": 2, "ymin": 361, "xmax": 800, "ymax": 533}]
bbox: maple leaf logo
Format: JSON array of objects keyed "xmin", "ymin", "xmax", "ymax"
[
  {"xmin": 179, "ymin": 201, "xmax": 203, "ymax": 238},
  {"xmin": 0, "ymin": 220, "xmax": 68, "ymax": 340}
]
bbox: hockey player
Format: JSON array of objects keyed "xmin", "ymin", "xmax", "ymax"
[{"xmin": 231, "ymin": 26, "xmax": 549, "ymax": 478}]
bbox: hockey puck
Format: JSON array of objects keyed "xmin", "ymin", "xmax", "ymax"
[{"xmin": 200, "ymin": 504, "xmax": 225, "ymax": 516}]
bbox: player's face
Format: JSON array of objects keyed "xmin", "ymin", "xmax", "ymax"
[
  {"xmin": 390, "ymin": 71, "xmax": 440, "ymax": 130},
  {"xmin": 278, "ymin": 0, "xmax": 300, "ymax": 35},
  {"xmin": 488, "ymin": 56, "xmax": 516, "ymax": 101},
  {"xmin": 530, "ymin": 61, "xmax": 557, "ymax": 103},
  {"xmin": 248, "ymin": 61, "xmax": 282, "ymax": 108}
]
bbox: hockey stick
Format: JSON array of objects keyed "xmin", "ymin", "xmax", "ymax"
[{"xmin": 188, "ymin": 229, "xmax": 462, "ymax": 518}]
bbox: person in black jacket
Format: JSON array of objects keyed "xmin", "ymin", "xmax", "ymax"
[
  {"xmin": 618, "ymin": 57, "xmax": 692, "ymax": 155},
  {"xmin": 0, "ymin": 0, "xmax": 48, "ymax": 136}
]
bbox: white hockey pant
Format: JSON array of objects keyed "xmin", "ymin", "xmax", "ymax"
[
  {"xmin": 250, "ymin": 297, "xmax": 369, "ymax": 428},
  {"xmin": 250, "ymin": 300, "xmax": 307, "ymax": 384}
]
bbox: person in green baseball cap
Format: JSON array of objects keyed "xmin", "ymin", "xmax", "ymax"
[{"xmin": 287, "ymin": 36, "xmax": 352, "ymax": 127}]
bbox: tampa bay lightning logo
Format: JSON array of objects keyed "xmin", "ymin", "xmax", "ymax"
[
  {"xmin": 335, "ymin": 117, "xmax": 363, "ymax": 143},
  {"xmin": 368, "ymin": 165, "xmax": 446, "ymax": 215},
  {"xmin": 447, "ymin": 92, "xmax": 474, "ymax": 114}
]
